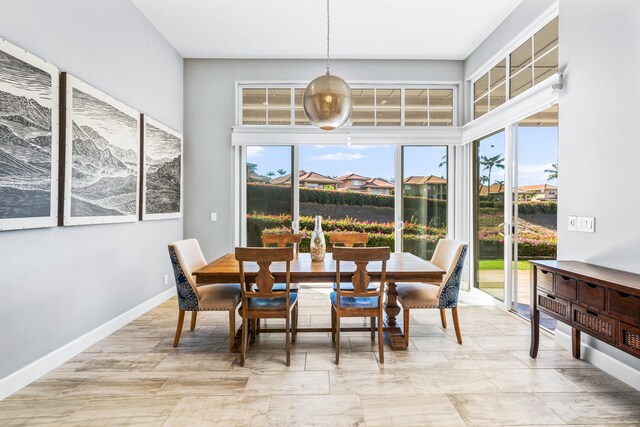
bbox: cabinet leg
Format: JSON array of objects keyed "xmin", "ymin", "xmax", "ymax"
[{"xmin": 572, "ymin": 328, "xmax": 581, "ymax": 359}]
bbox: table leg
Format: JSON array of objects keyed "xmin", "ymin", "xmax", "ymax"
[
  {"xmin": 572, "ymin": 327, "xmax": 581, "ymax": 359},
  {"xmin": 385, "ymin": 282, "xmax": 401, "ymax": 326},
  {"xmin": 529, "ymin": 267, "xmax": 540, "ymax": 358},
  {"xmin": 384, "ymin": 281, "xmax": 407, "ymax": 350}
]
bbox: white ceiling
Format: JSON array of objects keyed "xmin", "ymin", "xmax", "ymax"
[{"xmin": 132, "ymin": 0, "xmax": 523, "ymax": 60}]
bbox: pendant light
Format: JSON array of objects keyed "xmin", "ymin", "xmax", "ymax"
[{"xmin": 303, "ymin": 0, "xmax": 353, "ymax": 131}]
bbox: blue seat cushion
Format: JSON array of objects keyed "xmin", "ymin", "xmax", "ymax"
[
  {"xmin": 332, "ymin": 282, "xmax": 377, "ymax": 291},
  {"xmin": 247, "ymin": 292, "xmax": 298, "ymax": 310},
  {"xmin": 272, "ymin": 283, "xmax": 299, "ymax": 292},
  {"xmin": 330, "ymin": 292, "xmax": 378, "ymax": 309}
]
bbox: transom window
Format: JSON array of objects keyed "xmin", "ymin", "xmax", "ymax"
[
  {"xmin": 239, "ymin": 85, "xmax": 455, "ymax": 127},
  {"xmin": 473, "ymin": 16, "xmax": 558, "ymax": 119}
]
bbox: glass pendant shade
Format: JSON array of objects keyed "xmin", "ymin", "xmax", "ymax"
[{"xmin": 303, "ymin": 73, "xmax": 353, "ymax": 131}]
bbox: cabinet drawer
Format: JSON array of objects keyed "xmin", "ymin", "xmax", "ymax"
[
  {"xmin": 619, "ymin": 322, "xmax": 640, "ymax": 357},
  {"xmin": 536, "ymin": 269, "xmax": 554, "ymax": 292},
  {"xmin": 578, "ymin": 281, "xmax": 605, "ymax": 311},
  {"xmin": 555, "ymin": 274, "xmax": 577, "ymax": 301},
  {"xmin": 572, "ymin": 304, "xmax": 617, "ymax": 344},
  {"xmin": 538, "ymin": 290, "xmax": 569, "ymax": 321},
  {"xmin": 608, "ymin": 289, "xmax": 640, "ymax": 324}
]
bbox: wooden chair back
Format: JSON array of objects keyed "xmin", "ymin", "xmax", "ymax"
[
  {"xmin": 261, "ymin": 233, "xmax": 302, "ymax": 253},
  {"xmin": 329, "ymin": 232, "xmax": 368, "ymax": 247},
  {"xmin": 333, "ymin": 246, "xmax": 390, "ymax": 298},
  {"xmin": 235, "ymin": 246, "xmax": 294, "ymax": 297}
]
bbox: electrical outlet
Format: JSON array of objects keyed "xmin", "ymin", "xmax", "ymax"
[
  {"xmin": 164, "ymin": 274, "xmax": 169, "ymax": 286},
  {"xmin": 210, "ymin": 212, "xmax": 217, "ymax": 222},
  {"xmin": 568, "ymin": 216, "xmax": 577, "ymax": 231}
]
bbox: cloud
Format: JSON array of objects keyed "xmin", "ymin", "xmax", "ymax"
[
  {"xmin": 246, "ymin": 146, "xmax": 264, "ymax": 158},
  {"xmin": 518, "ymin": 163, "xmax": 554, "ymax": 182},
  {"xmin": 307, "ymin": 153, "xmax": 366, "ymax": 161}
]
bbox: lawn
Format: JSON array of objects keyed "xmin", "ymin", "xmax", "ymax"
[{"xmin": 479, "ymin": 259, "xmax": 530, "ymax": 271}]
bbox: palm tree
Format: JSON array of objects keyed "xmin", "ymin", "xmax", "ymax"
[
  {"xmin": 545, "ymin": 163, "xmax": 558, "ymax": 181},
  {"xmin": 479, "ymin": 175, "xmax": 489, "ymax": 192},
  {"xmin": 277, "ymin": 168, "xmax": 286, "ymax": 176},
  {"xmin": 495, "ymin": 180, "xmax": 505, "ymax": 193},
  {"xmin": 266, "ymin": 171, "xmax": 276, "ymax": 178},
  {"xmin": 438, "ymin": 154, "xmax": 447, "ymax": 169},
  {"xmin": 480, "ymin": 154, "xmax": 505, "ymax": 195}
]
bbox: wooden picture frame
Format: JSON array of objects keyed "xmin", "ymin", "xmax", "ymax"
[
  {"xmin": 0, "ymin": 37, "xmax": 59, "ymax": 231},
  {"xmin": 140, "ymin": 114, "xmax": 183, "ymax": 220},
  {"xmin": 61, "ymin": 73, "xmax": 140, "ymax": 226}
]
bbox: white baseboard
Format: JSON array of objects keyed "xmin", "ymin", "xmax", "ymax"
[
  {"xmin": 0, "ymin": 288, "xmax": 174, "ymax": 400},
  {"xmin": 555, "ymin": 328, "xmax": 640, "ymax": 391}
]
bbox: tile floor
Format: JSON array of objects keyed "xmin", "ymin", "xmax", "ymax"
[{"xmin": 1, "ymin": 287, "xmax": 638, "ymax": 426}]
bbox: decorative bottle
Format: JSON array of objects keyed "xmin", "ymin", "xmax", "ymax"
[{"xmin": 310, "ymin": 215, "xmax": 326, "ymax": 262}]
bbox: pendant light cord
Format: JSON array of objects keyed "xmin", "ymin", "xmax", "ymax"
[{"xmin": 326, "ymin": 0, "xmax": 330, "ymax": 75}]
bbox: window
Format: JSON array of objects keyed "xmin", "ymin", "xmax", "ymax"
[
  {"xmin": 240, "ymin": 85, "xmax": 456, "ymax": 127},
  {"xmin": 351, "ymin": 179, "xmax": 362, "ymax": 186},
  {"xmin": 473, "ymin": 16, "xmax": 558, "ymax": 119}
]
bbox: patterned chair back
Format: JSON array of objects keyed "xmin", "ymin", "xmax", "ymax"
[
  {"xmin": 430, "ymin": 239, "xmax": 468, "ymax": 308},
  {"xmin": 168, "ymin": 239, "xmax": 207, "ymax": 311}
]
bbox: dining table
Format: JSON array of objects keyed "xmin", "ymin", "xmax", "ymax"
[{"xmin": 193, "ymin": 252, "xmax": 445, "ymax": 350}]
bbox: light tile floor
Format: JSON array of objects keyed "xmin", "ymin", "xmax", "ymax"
[{"xmin": 1, "ymin": 287, "xmax": 639, "ymax": 426}]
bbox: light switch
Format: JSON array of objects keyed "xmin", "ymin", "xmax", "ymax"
[
  {"xmin": 210, "ymin": 212, "xmax": 217, "ymax": 222},
  {"xmin": 568, "ymin": 216, "xmax": 577, "ymax": 231}
]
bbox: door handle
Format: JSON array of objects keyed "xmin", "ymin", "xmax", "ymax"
[{"xmin": 396, "ymin": 220, "xmax": 404, "ymax": 231}]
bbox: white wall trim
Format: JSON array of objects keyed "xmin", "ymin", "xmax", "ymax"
[
  {"xmin": 555, "ymin": 328, "xmax": 640, "ymax": 391},
  {"xmin": 0, "ymin": 288, "xmax": 175, "ymax": 400},
  {"xmin": 231, "ymin": 126, "xmax": 464, "ymax": 146}
]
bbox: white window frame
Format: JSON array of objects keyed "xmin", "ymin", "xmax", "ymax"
[
  {"xmin": 468, "ymin": 4, "xmax": 559, "ymax": 123},
  {"xmin": 236, "ymin": 81, "xmax": 459, "ymax": 128}
]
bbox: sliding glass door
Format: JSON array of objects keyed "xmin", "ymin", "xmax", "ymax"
[
  {"xmin": 512, "ymin": 106, "xmax": 558, "ymax": 326},
  {"xmin": 474, "ymin": 130, "xmax": 507, "ymax": 301},
  {"xmin": 401, "ymin": 146, "xmax": 449, "ymax": 260},
  {"xmin": 244, "ymin": 146, "xmax": 293, "ymax": 247},
  {"xmin": 472, "ymin": 106, "xmax": 558, "ymax": 322}
]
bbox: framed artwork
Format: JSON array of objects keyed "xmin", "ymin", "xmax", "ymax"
[
  {"xmin": 0, "ymin": 38, "xmax": 59, "ymax": 231},
  {"xmin": 141, "ymin": 115, "xmax": 183, "ymax": 220},
  {"xmin": 62, "ymin": 73, "xmax": 140, "ymax": 225}
]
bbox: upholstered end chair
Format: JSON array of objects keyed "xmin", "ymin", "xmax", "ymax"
[
  {"xmin": 397, "ymin": 239, "xmax": 468, "ymax": 347},
  {"xmin": 168, "ymin": 239, "xmax": 241, "ymax": 350}
]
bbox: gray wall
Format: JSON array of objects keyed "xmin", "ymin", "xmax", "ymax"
[
  {"xmin": 0, "ymin": 0, "xmax": 183, "ymax": 379},
  {"xmin": 183, "ymin": 59, "xmax": 463, "ymax": 259},
  {"xmin": 556, "ymin": 0, "xmax": 640, "ymax": 369}
]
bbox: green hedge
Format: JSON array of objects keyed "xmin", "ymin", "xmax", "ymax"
[
  {"xmin": 247, "ymin": 183, "xmax": 447, "ymax": 226},
  {"xmin": 479, "ymin": 198, "xmax": 557, "ymax": 214}
]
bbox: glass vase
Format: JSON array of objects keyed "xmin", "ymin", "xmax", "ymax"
[{"xmin": 310, "ymin": 215, "xmax": 326, "ymax": 262}]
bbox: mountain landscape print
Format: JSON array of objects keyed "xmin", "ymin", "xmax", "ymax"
[
  {"xmin": 0, "ymin": 38, "xmax": 58, "ymax": 231},
  {"xmin": 64, "ymin": 74, "xmax": 139, "ymax": 225},
  {"xmin": 142, "ymin": 116, "xmax": 182, "ymax": 220}
]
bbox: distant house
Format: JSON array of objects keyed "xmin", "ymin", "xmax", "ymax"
[
  {"xmin": 335, "ymin": 173, "xmax": 371, "ymax": 191},
  {"xmin": 361, "ymin": 178, "xmax": 394, "ymax": 195},
  {"xmin": 519, "ymin": 184, "xmax": 558, "ymax": 201},
  {"xmin": 478, "ymin": 183, "xmax": 506, "ymax": 196},
  {"xmin": 403, "ymin": 175, "xmax": 447, "ymax": 199},
  {"xmin": 271, "ymin": 170, "xmax": 340, "ymax": 189},
  {"xmin": 246, "ymin": 162, "xmax": 271, "ymax": 183}
]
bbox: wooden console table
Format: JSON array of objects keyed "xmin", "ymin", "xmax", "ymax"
[{"xmin": 530, "ymin": 260, "xmax": 640, "ymax": 359}]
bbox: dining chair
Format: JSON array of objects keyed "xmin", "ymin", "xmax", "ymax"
[
  {"xmin": 261, "ymin": 233, "xmax": 302, "ymax": 254},
  {"xmin": 329, "ymin": 232, "xmax": 368, "ymax": 248},
  {"xmin": 168, "ymin": 239, "xmax": 241, "ymax": 351},
  {"xmin": 331, "ymin": 246, "xmax": 390, "ymax": 364},
  {"xmin": 235, "ymin": 246, "xmax": 298, "ymax": 366},
  {"xmin": 396, "ymin": 239, "xmax": 468, "ymax": 347}
]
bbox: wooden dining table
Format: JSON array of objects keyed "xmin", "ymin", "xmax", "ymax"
[{"xmin": 193, "ymin": 252, "xmax": 445, "ymax": 350}]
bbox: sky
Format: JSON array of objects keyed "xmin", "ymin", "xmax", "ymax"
[
  {"xmin": 478, "ymin": 126, "xmax": 558, "ymax": 187},
  {"xmin": 247, "ymin": 126, "xmax": 557, "ymax": 185},
  {"xmin": 247, "ymin": 144, "xmax": 447, "ymax": 181}
]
